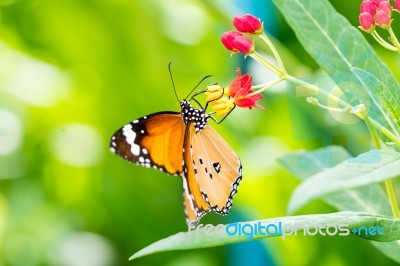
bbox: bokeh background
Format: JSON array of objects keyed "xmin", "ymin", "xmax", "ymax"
[{"xmin": 0, "ymin": 0, "xmax": 399, "ymax": 265}]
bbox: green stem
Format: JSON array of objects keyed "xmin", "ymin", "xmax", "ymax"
[
  {"xmin": 359, "ymin": 105, "xmax": 400, "ymax": 218},
  {"xmin": 259, "ymin": 33, "xmax": 286, "ymax": 72},
  {"xmin": 249, "ymin": 76, "xmax": 285, "ymax": 96},
  {"xmin": 385, "ymin": 179, "xmax": 400, "ymax": 218},
  {"xmin": 387, "ymin": 27, "xmax": 400, "ymax": 51},
  {"xmin": 371, "ymin": 31, "xmax": 398, "ymax": 51},
  {"xmin": 249, "ymin": 51, "xmax": 283, "ymax": 76},
  {"xmin": 362, "ymin": 109, "xmax": 382, "ymax": 149}
]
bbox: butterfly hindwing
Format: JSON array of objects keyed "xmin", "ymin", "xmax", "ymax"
[
  {"xmin": 182, "ymin": 124, "xmax": 211, "ymax": 228},
  {"xmin": 191, "ymin": 125, "xmax": 242, "ymax": 215},
  {"xmin": 110, "ymin": 112, "xmax": 185, "ymax": 175},
  {"xmin": 181, "ymin": 123, "xmax": 242, "ymax": 228}
]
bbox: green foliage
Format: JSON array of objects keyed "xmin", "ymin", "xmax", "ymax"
[
  {"xmin": 129, "ymin": 0, "xmax": 400, "ymax": 262},
  {"xmin": 279, "ymin": 146, "xmax": 400, "ymax": 263},
  {"xmin": 1, "ymin": 0, "xmax": 400, "ymax": 265},
  {"xmin": 273, "ymin": 0, "xmax": 400, "ymax": 134},
  {"xmin": 282, "ymin": 148, "xmax": 400, "ymax": 215},
  {"xmin": 130, "ymin": 212, "xmax": 400, "ymax": 259}
]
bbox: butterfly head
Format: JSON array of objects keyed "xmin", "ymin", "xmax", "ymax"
[{"xmin": 180, "ymin": 100, "xmax": 209, "ymax": 132}]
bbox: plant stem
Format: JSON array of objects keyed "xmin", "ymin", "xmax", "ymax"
[
  {"xmin": 249, "ymin": 76, "xmax": 285, "ymax": 96},
  {"xmin": 259, "ymin": 33, "xmax": 286, "ymax": 72},
  {"xmin": 385, "ymin": 179, "xmax": 400, "ymax": 218},
  {"xmin": 249, "ymin": 51, "xmax": 283, "ymax": 76},
  {"xmin": 387, "ymin": 27, "xmax": 400, "ymax": 52},
  {"xmin": 371, "ymin": 31, "xmax": 398, "ymax": 51},
  {"xmin": 362, "ymin": 109, "xmax": 382, "ymax": 149}
]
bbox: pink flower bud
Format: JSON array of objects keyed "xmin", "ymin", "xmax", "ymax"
[
  {"xmin": 378, "ymin": 1, "xmax": 392, "ymax": 13},
  {"xmin": 233, "ymin": 36, "xmax": 254, "ymax": 54},
  {"xmin": 221, "ymin": 31, "xmax": 244, "ymax": 52},
  {"xmin": 233, "ymin": 14, "xmax": 263, "ymax": 34},
  {"xmin": 360, "ymin": 0, "xmax": 376, "ymax": 15},
  {"xmin": 394, "ymin": 0, "xmax": 400, "ymax": 10},
  {"xmin": 375, "ymin": 10, "xmax": 391, "ymax": 28},
  {"xmin": 221, "ymin": 31, "xmax": 254, "ymax": 54},
  {"xmin": 359, "ymin": 12, "xmax": 375, "ymax": 32},
  {"xmin": 394, "ymin": 0, "xmax": 400, "ymax": 12}
]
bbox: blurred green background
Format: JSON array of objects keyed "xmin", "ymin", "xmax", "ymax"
[{"xmin": 0, "ymin": 0, "xmax": 399, "ymax": 265}]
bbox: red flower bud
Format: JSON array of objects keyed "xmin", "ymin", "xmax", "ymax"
[
  {"xmin": 221, "ymin": 31, "xmax": 254, "ymax": 54},
  {"xmin": 378, "ymin": 1, "xmax": 392, "ymax": 13},
  {"xmin": 233, "ymin": 14, "xmax": 263, "ymax": 34},
  {"xmin": 375, "ymin": 10, "xmax": 391, "ymax": 28},
  {"xmin": 233, "ymin": 36, "xmax": 254, "ymax": 54},
  {"xmin": 395, "ymin": 0, "xmax": 400, "ymax": 10},
  {"xmin": 221, "ymin": 31, "xmax": 244, "ymax": 53},
  {"xmin": 360, "ymin": 0, "xmax": 376, "ymax": 15},
  {"xmin": 359, "ymin": 12, "xmax": 375, "ymax": 32}
]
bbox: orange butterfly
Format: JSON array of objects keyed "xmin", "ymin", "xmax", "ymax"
[{"xmin": 110, "ymin": 75, "xmax": 242, "ymax": 228}]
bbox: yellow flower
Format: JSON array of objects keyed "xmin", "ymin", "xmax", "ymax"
[
  {"xmin": 205, "ymin": 85, "xmax": 225, "ymax": 102},
  {"xmin": 210, "ymin": 97, "xmax": 235, "ymax": 117}
]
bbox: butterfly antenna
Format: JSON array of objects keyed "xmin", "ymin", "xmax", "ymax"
[
  {"xmin": 185, "ymin": 74, "xmax": 212, "ymax": 100},
  {"xmin": 168, "ymin": 62, "xmax": 180, "ymax": 102}
]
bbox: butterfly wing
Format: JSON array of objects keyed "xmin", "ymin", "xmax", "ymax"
[
  {"xmin": 182, "ymin": 124, "xmax": 211, "ymax": 228},
  {"xmin": 110, "ymin": 112, "xmax": 185, "ymax": 175},
  {"xmin": 191, "ymin": 125, "xmax": 242, "ymax": 215},
  {"xmin": 182, "ymin": 124, "xmax": 242, "ymax": 228}
]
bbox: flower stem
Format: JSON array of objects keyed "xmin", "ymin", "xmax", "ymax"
[
  {"xmin": 249, "ymin": 76, "xmax": 285, "ymax": 96},
  {"xmin": 371, "ymin": 31, "xmax": 398, "ymax": 51},
  {"xmin": 385, "ymin": 179, "xmax": 400, "ymax": 218},
  {"xmin": 249, "ymin": 51, "xmax": 283, "ymax": 76},
  {"xmin": 387, "ymin": 27, "xmax": 400, "ymax": 52},
  {"xmin": 362, "ymin": 106, "xmax": 400, "ymax": 218},
  {"xmin": 259, "ymin": 33, "xmax": 286, "ymax": 72}
]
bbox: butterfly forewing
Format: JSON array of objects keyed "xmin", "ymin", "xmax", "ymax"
[
  {"xmin": 110, "ymin": 112, "xmax": 185, "ymax": 175},
  {"xmin": 191, "ymin": 126, "xmax": 242, "ymax": 215}
]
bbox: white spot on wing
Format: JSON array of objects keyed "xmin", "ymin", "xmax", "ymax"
[
  {"xmin": 122, "ymin": 129, "xmax": 140, "ymax": 156},
  {"xmin": 123, "ymin": 124, "xmax": 133, "ymax": 131}
]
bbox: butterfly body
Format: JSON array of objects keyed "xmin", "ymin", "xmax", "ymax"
[{"xmin": 110, "ymin": 100, "xmax": 242, "ymax": 228}]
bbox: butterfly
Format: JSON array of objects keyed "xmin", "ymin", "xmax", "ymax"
[{"xmin": 109, "ymin": 75, "xmax": 242, "ymax": 228}]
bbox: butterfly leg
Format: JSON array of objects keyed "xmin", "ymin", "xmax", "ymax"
[{"xmin": 208, "ymin": 103, "xmax": 236, "ymax": 124}]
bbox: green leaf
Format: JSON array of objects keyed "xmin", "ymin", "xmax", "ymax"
[
  {"xmin": 272, "ymin": 0, "xmax": 400, "ymax": 133},
  {"xmin": 352, "ymin": 67, "xmax": 400, "ymax": 134},
  {"xmin": 278, "ymin": 146, "xmax": 400, "ymax": 262},
  {"xmin": 286, "ymin": 149, "xmax": 400, "ymax": 214},
  {"xmin": 278, "ymin": 146, "xmax": 392, "ymax": 215},
  {"xmin": 130, "ymin": 212, "xmax": 400, "ymax": 260}
]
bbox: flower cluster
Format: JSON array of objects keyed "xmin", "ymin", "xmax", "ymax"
[
  {"xmin": 359, "ymin": 0, "xmax": 393, "ymax": 30},
  {"xmin": 206, "ymin": 14, "xmax": 273, "ymax": 116},
  {"xmin": 205, "ymin": 69, "xmax": 263, "ymax": 116},
  {"xmin": 359, "ymin": 0, "xmax": 400, "ymax": 52}
]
